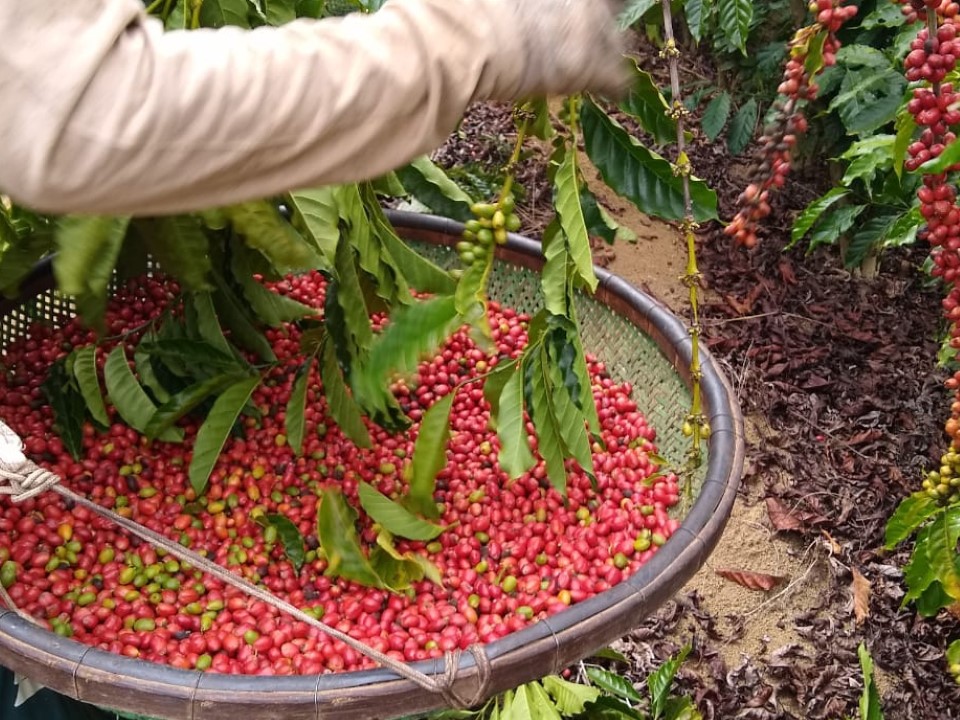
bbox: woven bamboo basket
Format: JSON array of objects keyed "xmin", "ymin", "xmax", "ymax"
[{"xmin": 0, "ymin": 211, "xmax": 744, "ymax": 720}]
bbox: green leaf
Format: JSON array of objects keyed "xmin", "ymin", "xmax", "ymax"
[
  {"xmin": 807, "ymin": 205, "xmax": 865, "ymax": 253},
  {"xmin": 591, "ymin": 647, "xmax": 630, "ymax": 663},
  {"xmin": 54, "ymin": 216, "xmax": 130, "ymax": 329},
  {"xmin": 662, "ymin": 696, "xmax": 702, "ymax": 720},
  {"xmin": 948, "ymin": 638, "xmax": 960, "ymax": 667},
  {"xmin": 545, "ymin": 349, "xmax": 594, "ymax": 477},
  {"xmin": 828, "ymin": 68, "xmax": 906, "ymax": 135},
  {"xmin": 554, "ymin": 145, "xmax": 599, "ymax": 292},
  {"xmin": 319, "ymin": 340, "xmax": 372, "ymax": 447},
  {"xmin": 541, "ymin": 219, "xmax": 570, "ymax": 317},
  {"xmin": 286, "ymin": 358, "xmax": 312, "ymax": 456},
  {"xmin": 395, "ymin": 157, "xmax": 474, "ymax": 222},
  {"xmin": 840, "ymin": 134, "xmax": 898, "ymax": 159},
  {"xmin": 224, "ymin": 202, "xmax": 319, "ymax": 273},
  {"xmin": 702, "ymin": 93, "xmax": 732, "ymax": 141},
  {"xmin": 893, "ymin": 112, "xmax": 916, "ymax": 178},
  {"xmin": 792, "ymin": 191, "xmax": 850, "ymax": 250},
  {"xmin": 317, "ymin": 488, "xmax": 383, "ymax": 587},
  {"xmin": 357, "ymin": 296, "xmax": 461, "ymax": 393},
  {"xmin": 350, "ymin": 184, "xmax": 411, "ymax": 308},
  {"xmin": 580, "ymin": 185, "xmax": 618, "ymax": 244},
  {"xmin": 287, "ymin": 187, "xmax": 340, "ymax": 264},
  {"xmin": 916, "ymin": 579, "xmax": 955, "ymax": 616},
  {"xmin": 585, "ymin": 667, "xmax": 642, "ymax": 703},
  {"xmin": 726, "ymin": 99, "xmax": 758, "ymax": 155},
  {"xmin": 408, "ymin": 392, "xmax": 455, "ymax": 519},
  {"xmin": 137, "ymin": 216, "xmax": 212, "ymax": 291},
  {"xmin": 845, "ymin": 212, "xmax": 901, "ymax": 269},
  {"xmin": 104, "ymin": 346, "xmax": 183, "ymax": 442},
  {"xmin": 842, "ymin": 145, "xmax": 895, "ymax": 191},
  {"xmin": 72, "ymin": 346, "xmax": 109, "ymax": 426},
  {"xmin": 41, "ymin": 360, "xmax": 86, "ymax": 460},
  {"xmin": 717, "ymin": 0, "xmax": 752, "ymax": 54},
  {"xmin": 164, "ymin": 0, "xmax": 187, "ymax": 29},
  {"xmin": 230, "ymin": 240, "xmax": 315, "ymax": 326},
  {"xmin": 881, "ymin": 208, "xmax": 921, "ymax": 249},
  {"xmin": 837, "ymin": 44, "xmax": 891, "ymax": 69},
  {"xmin": 524, "ymin": 683, "xmax": 563, "ymax": 720},
  {"xmin": 263, "ymin": 514, "xmax": 306, "ymax": 571},
  {"xmin": 144, "ymin": 372, "xmax": 247, "ymax": 439},
  {"xmin": 857, "ymin": 644, "xmax": 883, "ymax": 720},
  {"xmin": 210, "ymin": 271, "xmax": 277, "ymax": 362},
  {"xmin": 542, "ymin": 675, "xmax": 600, "ymax": 715},
  {"xmin": 189, "ymin": 291, "xmax": 235, "ymax": 359},
  {"xmin": 618, "ymin": 0, "xmax": 657, "ymax": 29},
  {"xmin": 581, "ymin": 99, "xmax": 718, "ymax": 222},
  {"xmin": 524, "ymin": 350, "xmax": 568, "ymax": 494},
  {"xmin": 370, "ymin": 172, "xmax": 407, "ymax": 197},
  {"xmin": 331, "ymin": 233, "xmax": 374, "ymax": 355},
  {"xmin": 378, "ymin": 225, "xmax": 457, "ymax": 295},
  {"xmin": 648, "ymin": 646, "xmax": 690, "ymax": 719},
  {"xmin": 263, "ymin": 0, "xmax": 297, "ymax": 24},
  {"xmin": 358, "ymin": 482, "xmax": 444, "ymax": 540},
  {"xmin": 138, "ymin": 339, "xmax": 244, "ymax": 375},
  {"xmin": 904, "ymin": 521, "xmax": 940, "ymax": 604},
  {"xmin": 504, "ymin": 684, "xmax": 538, "ymax": 720},
  {"xmin": 619, "ymin": 62, "xmax": 677, "ymax": 145},
  {"xmin": 924, "ymin": 506, "xmax": 960, "ymax": 600},
  {"xmin": 374, "ymin": 530, "xmax": 443, "ymax": 587},
  {"xmin": 483, "ymin": 360, "xmax": 517, "ymax": 426},
  {"xmin": 189, "ymin": 376, "xmax": 260, "ymax": 494},
  {"xmin": 684, "ymin": 0, "xmax": 711, "ymax": 43},
  {"xmin": 885, "ymin": 492, "xmax": 943, "ymax": 548},
  {"xmin": 522, "ymin": 97, "xmax": 556, "ymax": 141},
  {"xmin": 581, "ymin": 696, "xmax": 644, "ymax": 720},
  {"xmin": 135, "ymin": 334, "xmax": 170, "ymax": 404},
  {"xmin": 0, "ymin": 231, "xmax": 55, "ymax": 298},
  {"xmin": 496, "ymin": 370, "xmax": 536, "ymax": 479},
  {"xmin": 860, "ymin": 1, "xmax": 905, "ymax": 29},
  {"xmin": 199, "ymin": 0, "xmax": 250, "ymax": 27}
]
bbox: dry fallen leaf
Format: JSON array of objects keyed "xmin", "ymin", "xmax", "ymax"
[
  {"xmin": 852, "ymin": 567, "xmax": 870, "ymax": 625},
  {"xmin": 715, "ymin": 569, "xmax": 786, "ymax": 592},
  {"xmin": 766, "ymin": 497, "xmax": 804, "ymax": 532}
]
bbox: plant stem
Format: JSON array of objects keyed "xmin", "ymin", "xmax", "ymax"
[
  {"xmin": 499, "ymin": 116, "xmax": 531, "ymax": 205},
  {"xmin": 660, "ymin": 0, "xmax": 706, "ymax": 497},
  {"xmin": 144, "ymin": 0, "xmax": 165, "ymax": 15},
  {"xmin": 189, "ymin": 0, "xmax": 203, "ymax": 29}
]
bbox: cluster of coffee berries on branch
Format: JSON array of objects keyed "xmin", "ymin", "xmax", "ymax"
[
  {"xmin": 921, "ymin": 445, "xmax": 960, "ymax": 504},
  {"xmin": 724, "ymin": 0, "xmax": 857, "ymax": 248},
  {"xmin": 456, "ymin": 196, "xmax": 521, "ymax": 267},
  {"xmin": 901, "ymin": 0, "xmax": 958, "ymax": 24},
  {"xmin": 898, "ymin": 0, "xmax": 960, "ymax": 495}
]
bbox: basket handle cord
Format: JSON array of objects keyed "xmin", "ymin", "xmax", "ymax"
[{"xmin": 0, "ymin": 420, "xmax": 493, "ymax": 710}]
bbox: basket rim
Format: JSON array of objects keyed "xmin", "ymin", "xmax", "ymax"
[{"xmin": 0, "ymin": 211, "xmax": 744, "ymax": 720}]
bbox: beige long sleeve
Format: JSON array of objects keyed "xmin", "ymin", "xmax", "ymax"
[{"xmin": 0, "ymin": 0, "xmax": 625, "ymax": 216}]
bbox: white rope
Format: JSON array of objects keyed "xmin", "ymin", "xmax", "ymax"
[{"xmin": 0, "ymin": 419, "xmax": 491, "ymax": 707}]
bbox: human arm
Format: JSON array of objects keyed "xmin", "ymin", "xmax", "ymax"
[{"xmin": 0, "ymin": 0, "xmax": 625, "ymax": 215}]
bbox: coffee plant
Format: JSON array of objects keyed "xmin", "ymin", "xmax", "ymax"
[{"xmin": 723, "ymin": 0, "xmax": 960, "ymax": 682}]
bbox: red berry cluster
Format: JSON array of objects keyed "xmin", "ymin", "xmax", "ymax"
[
  {"xmin": 724, "ymin": 0, "xmax": 856, "ymax": 248},
  {"xmin": 906, "ymin": 22, "xmax": 960, "ymax": 83},
  {"xmin": 901, "ymin": 2, "xmax": 960, "ymax": 448},
  {"xmin": 901, "ymin": 0, "xmax": 958, "ymax": 24}
]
